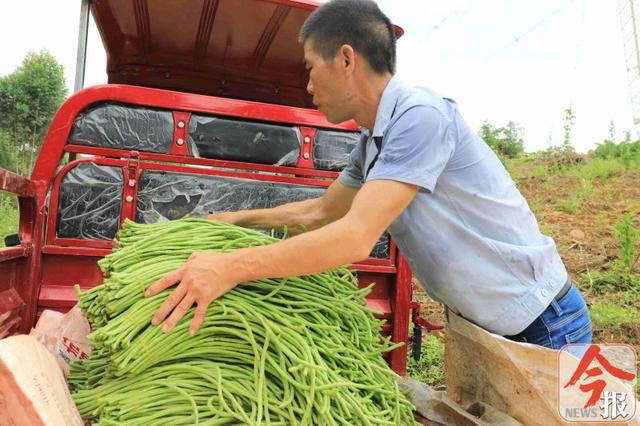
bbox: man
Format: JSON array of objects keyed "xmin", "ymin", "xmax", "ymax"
[{"xmin": 145, "ymin": 0, "xmax": 592, "ymax": 349}]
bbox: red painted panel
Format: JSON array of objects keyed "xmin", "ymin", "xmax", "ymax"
[
  {"xmin": 40, "ymin": 255, "xmax": 104, "ymax": 291},
  {"xmin": 91, "ymin": 0, "xmax": 402, "ymax": 107}
]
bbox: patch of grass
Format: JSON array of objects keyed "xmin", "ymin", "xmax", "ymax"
[
  {"xmin": 583, "ymin": 266, "xmax": 640, "ymax": 294},
  {"xmin": 577, "ymin": 178, "xmax": 594, "ymax": 202},
  {"xmin": 532, "ymin": 165, "xmax": 549, "ymax": 181},
  {"xmin": 0, "ymin": 195, "xmax": 19, "ymax": 248},
  {"xmin": 556, "ymin": 196, "xmax": 580, "ymax": 214},
  {"xmin": 555, "ymin": 177, "xmax": 595, "ymax": 214},
  {"xmin": 527, "ymin": 198, "xmax": 545, "ymax": 217},
  {"xmin": 594, "ymin": 212, "xmax": 608, "ymax": 234},
  {"xmin": 590, "ymin": 300, "xmax": 639, "ymax": 329},
  {"xmin": 407, "ymin": 334, "xmax": 445, "ymax": 387},
  {"xmin": 539, "ymin": 222, "xmax": 557, "ymax": 237},
  {"xmin": 573, "ymin": 158, "xmax": 623, "ymax": 181},
  {"xmin": 587, "ymin": 212, "xmax": 640, "ymax": 293},
  {"xmin": 600, "ymin": 188, "xmax": 615, "ymax": 208}
]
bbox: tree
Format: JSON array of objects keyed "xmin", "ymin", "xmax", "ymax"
[
  {"xmin": 562, "ymin": 106, "xmax": 576, "ymax": 151},
  {"xmin": 0, "ymin": 50, "xmax": 67, "ymax": 175},
  {"xmin": 479, "ymin": 120, "xmax": 525, "ymax": 159},
  {"xmin": 0, "ymin": 130, "xmax": 17, "ymax": 172}
]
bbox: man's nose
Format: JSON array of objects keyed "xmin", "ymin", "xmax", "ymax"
[{"xmin": 306, "ymin": 79, "xmax": 314, "ymax": 96}]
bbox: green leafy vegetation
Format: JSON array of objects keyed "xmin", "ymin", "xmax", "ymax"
[
  {"xmin": 582, "ymin": 212, "xmax": 640, "ymax": 294},
  {"xmin": 406, "ymin": 335, "xmax": 445, "ymax": 387},
  {"xmin": 0, "ymin": 195, "xmax": 19, "ymax": 248},
  {"xmin": 479, "ymin": 120, "xmax": 525, "ymax": 159},
  {"xmin": 0, "ymin": 50, "xmax": 67, "ymax": 175}
]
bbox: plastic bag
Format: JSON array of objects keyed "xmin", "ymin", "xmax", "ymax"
[{"xmin": 30, "ymin": 305, "xmax": 91, "ymax": 376}]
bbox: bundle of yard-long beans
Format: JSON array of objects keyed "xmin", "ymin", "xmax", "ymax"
[{"xmin": 70, "ymin": 218, "xmax": 418, "ymax": 425}]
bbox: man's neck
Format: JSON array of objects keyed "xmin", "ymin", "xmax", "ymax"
[{"xmin": 353, "ymin": 73, "xmax": 393, "ymax": 132}]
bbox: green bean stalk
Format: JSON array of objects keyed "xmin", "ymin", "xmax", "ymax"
[{"xmin": 71, "ymin": 219, "xmax": 418, "ymax": 425}]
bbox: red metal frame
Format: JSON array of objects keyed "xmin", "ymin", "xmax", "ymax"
[
  {"xmin": 46, "ymin": 155, "xmax": 397, "ymax": 267},
  {"xmin": 0, "ymin": 169, "xmax": 45, "ymax": 334},
  {"xmin": 170, "ymin": 112, "xmax": 192, "ymax": 157},
  {"xmin": 297, "ymin": 127, "xmax": 316, "ymax": 169},
  {"xmin": 64, "ymin": 145, "xmax": 340, "ymax": 180},
  {"xmin": 3, "ymin": 83, "xmax": 425, "ymax": 375}
]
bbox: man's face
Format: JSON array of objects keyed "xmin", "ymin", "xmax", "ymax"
[{"xmin": 303, "ymin": 41, "xmax": 352, "ymax": 124}]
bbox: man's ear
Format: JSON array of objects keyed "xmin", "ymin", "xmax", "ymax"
[{"xmin": 337, "ymin": 44, "xmax": 355, "ymax": 72}]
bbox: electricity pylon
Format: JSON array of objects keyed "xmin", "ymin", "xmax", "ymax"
[{"xmin": 619, "ymin": 0, "xmax": 640, "ymax": 134}]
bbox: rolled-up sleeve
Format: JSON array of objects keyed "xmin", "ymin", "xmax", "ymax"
[{"xmin": 366, "ymin": 106, "xmax": 454, "ymax": 193}]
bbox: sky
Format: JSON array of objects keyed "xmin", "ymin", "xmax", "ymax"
[{"xmin": 0, "ymin": 0, "xmax": 635, "ymax": 153}]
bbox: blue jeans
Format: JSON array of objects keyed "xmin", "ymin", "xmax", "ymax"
[{"xmin": 505, "ymin": 283, "xmax": 592, "ymax": 349}]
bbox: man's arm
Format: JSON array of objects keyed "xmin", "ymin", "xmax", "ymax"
[
  {"xmin": 146, "ymin": 179, "xmax": 417, "ymax": 335},
  {"xmin": 229, "ymin": 179, "xmax": 416, "ymax": 277},
  {"xmin": 207, "ymin": 179, "xmax": 359, "ymax": 234}
]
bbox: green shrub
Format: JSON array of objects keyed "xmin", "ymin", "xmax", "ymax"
[
  {"xmin": 479, "ymin": 121, "xmax": 525, "ymax": 159},
  {"xmin": 590, "ymin": 139, "xmax": 640, "ymax": 167},
  {"xmin": 615, "ymin": 212, "xmax": 639, "ymax": 277}
]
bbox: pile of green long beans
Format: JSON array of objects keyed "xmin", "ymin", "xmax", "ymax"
[{"xmin": 70, "ymin": 219, "xmax": 418, "ymax": 425}]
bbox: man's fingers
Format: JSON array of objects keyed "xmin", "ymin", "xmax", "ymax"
[
  {"xmin": 151, "ymin": 281, "xmax": 187, "ymax": 326},
  {"xmin": 162, "ymin": 294, "xmax": 196, "ymax": 333},
  {"xmin": 189, "ymin": 302, "xmax": 209, "ymax": 336},
  {"xmin": 145, "ymin": 266, "xmax": 185, "ymax": 297}
]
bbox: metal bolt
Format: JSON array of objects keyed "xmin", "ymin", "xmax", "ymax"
[
  {"xmin": 177, "ymin": 138, "xmax": 184, "ymax": 146},
  {"xmin": 303, "ymin": 136, "xmax": 311, "ymax": 144},
  {"xmin": 125, "ymin": 195, "xmax": 134, "ymax": 203},
  {"xmin": 178, "ymin": 121, "xmax": 185, "ymax": 129},
  {"xmin": 303, "ymin": 152, "xmax": 310, "ymax": 159}
]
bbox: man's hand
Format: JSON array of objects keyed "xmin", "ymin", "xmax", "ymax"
[
  {"xmin": 206, "ymin": 211, "xmax": 238, "ymax": 224},
  {"xmin": 145, "ymin": 251, "xmax": 239, "ymax": 336}
]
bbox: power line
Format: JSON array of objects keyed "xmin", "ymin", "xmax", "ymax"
[
  {"xmin": 423, "ymin": 9, "xmax": 466, "ymax": 39},
  {"xmin": 485, "ymin": 2, "xmax": 574, "ymax": 61},
  {"xmin": 568, "ymin": 0, "xmax": 588, "ymax": 107}
]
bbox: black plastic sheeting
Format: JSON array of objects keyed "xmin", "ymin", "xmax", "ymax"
[
  {"xmin": 135, "ymin": 170, "xmax": 390, "ymax": 259},
  {"xmin": 67, "ymin": 103, "xmax": 360, "ymax": 172},
  {"xmin": 188, "ymin": 115, "xmax": 301, "ymax": 166},
  {"xmin": 68, "ymin": 103, "xmax": 174, "ymax": 153},
  {"xmin": 313, "ymin": 130, "xmax": 361, "ymax": 171},
  {"xmin": 56, "ymin": 163, "xmax": 123, "ymax": 240}
]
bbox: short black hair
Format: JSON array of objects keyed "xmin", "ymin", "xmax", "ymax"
[{"xmin": 299, "ymin": 0, "xmax": 396, "ymax": 75}]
